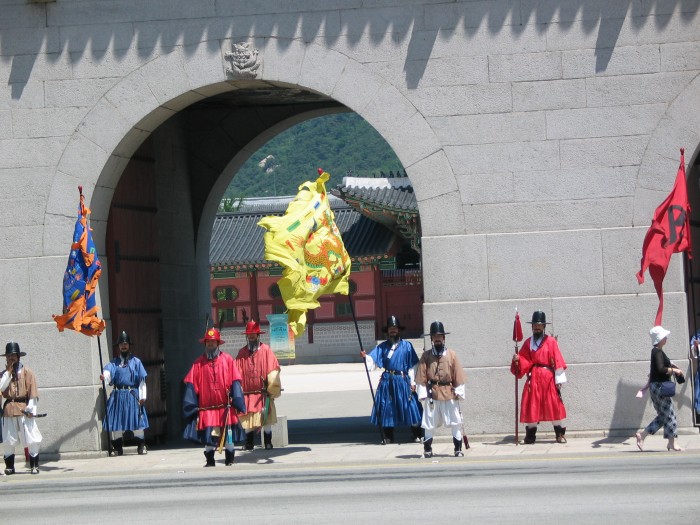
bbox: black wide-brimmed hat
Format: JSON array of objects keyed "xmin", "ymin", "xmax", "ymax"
[
  {"xmin": 383, "ymin": 315, "xmax": 405, "ymax": 332},
  {"xmin": 3, "ymin": 341, "xmax": 26, "ymax": 357},
  {"xmin": 113, "ymin": 330, "xmax": 133, "ymax": 347},
  {"xmin": 424, "ymin": 320, "xmax": 450, "ymax": 337},
  {"xmin": 527, "ymin": 310, "xmax": 549, "ymax": 325}
]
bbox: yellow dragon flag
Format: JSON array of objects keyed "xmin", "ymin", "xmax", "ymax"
[{"xmin": 257, "ymin": 169, "xmax": 351, "ymax": 335}]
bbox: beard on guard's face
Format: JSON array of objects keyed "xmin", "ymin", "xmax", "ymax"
[
  {"xmin": 532, "ymin": 323, "xmax": 545, "ymax": 339},
  {"xmin": 387, "ymin": 327, "xmax": 399, "ymax": 342}
]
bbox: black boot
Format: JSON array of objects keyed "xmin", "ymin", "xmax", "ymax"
[
  {"xmin": 112, "ymin": 438, "xmax": 124, "ymax": 456},
  {"xmin": 4, "ymin": 454, "xmax": 15, "ymax": 475},
  {"xmin": 383, "ymin": 427, "xmax": 395, "ymax": 444},
  {"xmin": 263, "ymin": 431, "xmax": 273, "ymax": 450},
  {"xmin": 245, "ymin": 432, "xmax": 255, "ymax": 451},
  {"xmin": 523, "ymin": 427, "xmax": 537, "ymax": 445},
  {"xmin": 225, "ymin": 449, "xmax": 235, "ymax": 466},
  {"xmin": 30, "ymin": 454, "xmax": 39, "ymax": 475},
  {"xmin": 423, "ymin": 438, "xmax": 433, "ymax": 458},
  {"xmin": 204, "ymin": 449, "xmax": 216, "ymax": 467},
  {"xmin": 453, "ymin": 437, "xmax": 464, "ymax": 457},
  {"xmin": 137, "ymin": 439, "xmax": 147, "ymax": 455},
  {"xmin": 554, "ymin": 425, "xmax": 567, "ymax": 444},
  {"xmin": 411, "ymin": 425, "xmax": 424, "ymax": 443}
]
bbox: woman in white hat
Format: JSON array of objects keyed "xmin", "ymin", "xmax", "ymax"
[{"xmin": 636, "ymin": 326, "xmax": 685, "ymax": 451}]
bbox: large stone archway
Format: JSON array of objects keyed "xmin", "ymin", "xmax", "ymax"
[
  {"xmin": 41, "ymin": 40, "xmax": 451, "ymax": 447},
  {"xmin": 44, "ymin": 40, "xmax": 460, "ymax": 253},
  {"xmin": 4, "ymin": 2, "xmax": 700, "ymax": 453},
  {"xmin": 633, "ymin": 71, "xmax": 700, "ymax": 336}
]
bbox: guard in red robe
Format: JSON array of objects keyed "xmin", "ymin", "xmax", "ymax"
[
  {"xmin": 183, "ymin": 328, "xmax": 246, "ymax": 466},
  {"xmin": 236, "ymin": 321, "xmax": 282, "ymax": 451},
  {"xmin": 510, "ymin": 310, "xmax": 568, "ymax": 444}
]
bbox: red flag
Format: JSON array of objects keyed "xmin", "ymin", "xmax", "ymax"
[
  {"xmin": 513, "ymin": 309, "xmax": 523, "ymax": 343},
  {"xmin": 636, "ymin": 148, "xmax": 692, "ymax": 325}
]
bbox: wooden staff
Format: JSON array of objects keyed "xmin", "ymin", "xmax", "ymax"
[
  {"xmin": 96, "ymin": 335, "xmax": 114, "ymax": 456},
  {"xmin": 512, "ymin": 309, "xmax": 523, "ymax": 445},
  {"xmin": 347, "ymin": 293, "xmax": 386, "ymax": 444}
]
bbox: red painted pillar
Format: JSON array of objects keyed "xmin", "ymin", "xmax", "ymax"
[{"xmin": 250, "ymin": 270, "xmax": 259, "ymax": 321}]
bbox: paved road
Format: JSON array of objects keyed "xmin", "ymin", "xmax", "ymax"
[
  {"xmin": 5, "ymin": 451, "xmax": 699, "ymax": 523},
  {"xmin": 4, "ymin": 361, "xmax": 699, "ymax": 522}
]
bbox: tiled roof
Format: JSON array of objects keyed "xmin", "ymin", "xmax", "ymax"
[
  {"xmin": 210, "ymin": 197, "xmax": 396, "ymax": 267},
  {"xmin": 330, "ymin": 176, "xmax": 417, "ymax": 212}
]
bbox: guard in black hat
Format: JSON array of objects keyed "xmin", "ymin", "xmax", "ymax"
[
  {"xmin": 100, "ymin": 330, "xmax": 149, "ymax": 456},
  {"xmin": 528, "ymin": 310, "xmax": 548, "ymax": 326},
  {"xmin": 360, "ymin": 315, "xmax": 423, "ymax": 444},
  {"xmin": 426, "ymin": 320, "xmax": 449, "ymax": 337},
  {"xmin": 1, "ymin": 342, "xmax": 43, "ymax": 474},
  {"xmin": 511, "ymin": 310, "xmax": 568, "ymax": 444},
  {"xmin": 114, "ymin": 330, "xmax": 132, "ymax": 346},
  {"xmin": 415, "ymin": 321, "xmax": 467, "ymax": 458}
]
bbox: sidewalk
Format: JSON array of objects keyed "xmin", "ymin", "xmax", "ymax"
[
  {"xmin": 4, "ymin": 362, "xmax": 700, "ymax": 480},
  {"xmin": 4, "ymin": 432, "xmax": 700, "ymax": 481}
]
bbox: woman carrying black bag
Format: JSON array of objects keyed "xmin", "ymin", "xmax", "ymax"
[{"xmin": 636, "ymin": 326, "xmax": 685, "ymax": 452}]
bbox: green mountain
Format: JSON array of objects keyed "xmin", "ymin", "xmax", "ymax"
[{"xmin": 223, "ymin": 113, "xmax": 404, "ymax": 201}]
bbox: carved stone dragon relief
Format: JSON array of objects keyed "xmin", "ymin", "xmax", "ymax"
[{"xmin": 225, "ymin": 42, "xmax": 260, "ymax": 79}]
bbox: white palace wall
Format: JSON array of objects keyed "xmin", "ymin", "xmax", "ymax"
[{"xmin": 1, "ymin": 1, "xmax": 700, "ymax": 451}]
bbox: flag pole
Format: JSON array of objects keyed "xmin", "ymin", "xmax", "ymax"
[
  {"xmin": 346, "ymin": 293, "xmax": 386, "ymax": 444},
  {"xmin": 687, "ymin": 256, "xmax": 699, "ymax": 427},
  {"xmin": 514, "ymin": 330, "xmax": 520, "ymax": 446},
  {"xmin": 512, "ymin": 309, "xmax": 523, "ymax": 446},
  {"xmin": 200, "ymin": 312, "xmax": 210, "ymax": 355},
  {"xmin": 96, "ymin": 335, "xmax": 113, "ymax": 456}
]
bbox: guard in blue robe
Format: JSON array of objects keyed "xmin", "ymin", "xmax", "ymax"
[
  {"xmin": 691, "ymin": 330, "xmax": 700, "ymax": 414},
  {"xmin": 361, "ymin": 316, "xmax": 422, "ymax": 444},
  {"xmin": 101, "ymin": 331, "xmax": 149, "ymax": 456}
]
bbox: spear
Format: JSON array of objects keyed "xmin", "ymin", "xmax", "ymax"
[
  {"xmin": 347, "ymin": 294, "xmax": 386, "ymax": 444},
  {"xmin": 216, "ymin": 311, "xmax": 232, "ymax": 454},
  {"xmin": 198, "ymin": 312, "xmax": 211, "ymax": 362},
  {"xmin": 512, "ymin": 308, "xmax": 524, "ymax": 445}
]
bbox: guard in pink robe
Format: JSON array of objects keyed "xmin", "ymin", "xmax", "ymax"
[
  {"xmin": 236, "ymin": 321, "xmax": 282, "ymax": 451},
  {"xmin": 183, "ymin": 328, "xmax": 246, "ymax": 467},
  {"xmin": 511, "ymin": 310, "xmax": 568, "ymax": 444}
]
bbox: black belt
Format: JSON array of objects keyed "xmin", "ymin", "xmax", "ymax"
[
  {"xmin": 4, "ymin": 397, "xmax": 28, "ymax": 403},
  {"xmin": 428, "ymin": 380, "xmax": 451, "ymax": 386},
  {"xmin": 384, "ymin": 370, "xmax": 405, "ymax": 376},
  {"xmin": 114, "ymin": 386, "xmax": 134, "ymax": 390}
]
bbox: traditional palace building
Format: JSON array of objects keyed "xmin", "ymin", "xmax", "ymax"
[{"xmin": 209, "ymin": 175, "xmax": 424, "ymax": 362}]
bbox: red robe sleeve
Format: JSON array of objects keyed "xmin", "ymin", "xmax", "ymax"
[{"xmin": 549, "ymin": 338, "xmax": 567, "ymax": 370}]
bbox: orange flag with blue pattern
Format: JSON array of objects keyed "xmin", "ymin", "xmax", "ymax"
[{"xmin": 53, "ymin": 186, "xmax": 105, "ymax": 336}]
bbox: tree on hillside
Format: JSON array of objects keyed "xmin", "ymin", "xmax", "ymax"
[{"xmin": 223, "ymin": 113, "xmax": 403, "ymax": 200}]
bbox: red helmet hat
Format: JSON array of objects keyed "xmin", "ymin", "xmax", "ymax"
[
  {"xmin": 242, "ymin": 321, "xmax": 266, "ymax": 335},
  {"xmin": 199, "ymin": 328, "xmax": 225, "ymax": 345}
]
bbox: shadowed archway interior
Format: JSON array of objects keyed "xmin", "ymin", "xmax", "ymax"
[{"xmin": 104, "ymin": 82, "xmax": 367, "ymax": 441}]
